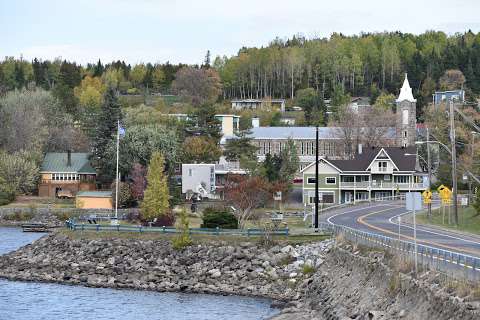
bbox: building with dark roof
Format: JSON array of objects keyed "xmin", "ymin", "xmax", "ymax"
[
  {"xmin": 233, "ymin": 75, "xmax": 417, "ymax": 172},
  {"xmin": 301, "ymin": 146, "xmax": 428, "ymax": 205},
  {"xmin": 38, "ymin": 151, "xmax": 97, "ymax": 197},
  {"xmin": 247, "ymin": 126, "xmax": 397, "ymax": 171}
]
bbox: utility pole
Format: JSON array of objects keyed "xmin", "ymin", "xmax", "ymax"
[
  {"xmin": 314, "ymin": 126, "xmax": 319, "ymax": 230},
  {"xmin": 470, "ymin": 132, "xmax": 478, "ymax": 205},
  {"xmin": 449, "ymin": 100, "xmax": 459, "ymax": 225},
  {"xmin": 426, "ymin": 127, "xmax": 432, "ymax": 220}
]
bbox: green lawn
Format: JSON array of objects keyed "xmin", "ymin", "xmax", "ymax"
[{"xmin": 417, "ymin": 206, "xmax": 480, "ymax": 235}]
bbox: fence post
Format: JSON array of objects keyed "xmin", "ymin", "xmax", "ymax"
[
  {"xmin": 96, "ymin": 224, "xmax": 99, "ymax": 232},
  {"xmin": 139, "ymin": 226, "xmax": 143, "ymax": 233},
  {"xmin": 285, "ymin": 227, "xmax": 289, "ymax": 236},
  {"xmin": 117, "ymin": 225, "xmax": 120, "ymax": 232},
  {"xmin": 216, "ymin": 227, "xmax": 220, "ymax": 236},
  {"xmin": 247, "ymin": 229, "xmax": 251, "ymax": 237},
  {"xmin": 162, "ymin": 226, "xmax": 165, "ymax": 233}
]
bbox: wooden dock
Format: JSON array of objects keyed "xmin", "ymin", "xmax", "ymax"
[{"xmin": 21, "ymin": 223, "xmax": 50, "ymax": 232}]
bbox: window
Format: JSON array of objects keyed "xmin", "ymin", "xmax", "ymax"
[
  {"xmin": 325, "ymin": 177, "xmax": 336, "ymax": 184},
  {"xmin": 403, "ymin": 131, "xmax": 407, "ymax": 138},
  {"xmin": 308, "ymin": 192, "xmax": 335, "ymax": 204},
  {"xmin": 402, "ymin": 109, "xmax": 409, "ymax": 125},
  {"xmin": 395, "ymin": 176, "xmax": 408, "ymax": 184},
  {"xmin": 378, "ymin": 161, "xmax": 387, "ymax": 172},
  {"xmin": 384, "ymin": 175, "xmax": 391, "ymax": 181},
  {"xmin": 355, "ymin": 192, "xmax": 369, "ymax": 201},
  {"xmin": 188, "ymin": 169, "xmax": 193, "ymax": 177},
  {"xmin": 307, "ymin": 177, "xmax": 316, "ymax": 184}
]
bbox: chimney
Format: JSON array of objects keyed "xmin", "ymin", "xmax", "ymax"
[
  {"xmin": 67, "ymin": 150, "xmax": 72, "ymax": 167},
  {"xmin": 251, "ymin": 117, "xmax": 260, "ymax": 128},
  {"xmin": 358, "ymin": 144, "xmax": 363, "ymax": 155}
]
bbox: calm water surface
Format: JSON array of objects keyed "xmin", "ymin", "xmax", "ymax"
[{"xmin": 0, "ymin": 227, "xmax": 278, "ymax": 320}]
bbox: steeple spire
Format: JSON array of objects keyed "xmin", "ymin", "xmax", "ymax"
[{"xmin": 396, "ymin": 73, "xmax": 416, "ymax": 103}]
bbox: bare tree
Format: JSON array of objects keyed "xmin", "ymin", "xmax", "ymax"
[
  {"xmin": 171, "ymin": 67, "xmax": 222, "ymax": 106},
  {"xmin": 224, "ymin": 175, "xmax": 271, "ymax": 229}
]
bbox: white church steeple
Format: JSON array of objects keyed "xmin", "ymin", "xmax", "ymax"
[{"xmin": 396, "ymin": 73, "xmax": 416, "ymax": 103}]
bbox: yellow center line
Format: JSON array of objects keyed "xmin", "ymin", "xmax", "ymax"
[{"xmin": 356, "ymin": 208, "xmax": 480, "ymax": 256}]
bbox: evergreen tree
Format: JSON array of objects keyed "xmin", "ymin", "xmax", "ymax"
[
  {"xmin": 203, "ymin": 50, "xmax": 211, "ymax": 69},
  {"xmin": 32, "ymin": 58, "xmax": 45, "ymax": 88},
  {"xmin": 53, "ymin": 61, "xmax": 81, "ymax": 116},
  {"xmin": 91, "ymin": 87, "xmax": 122, "ymax": 183},
  {"xmin": 141, "ymin": 152, "xmax": 170, "ymax": 221},
  {"xmin": 224, "ymin": 129, "xmax": 258, "ymax": 162},
  {"xmin": 279, "ymin": 138, "xmax": 299, "ymax": 183},
  {"xmin": 93, "ymin": 59, "xmax": 104, "ymax": 77},
  {"xmin": 186, "ymin": 104, "xmax": 222, "ymax": 142},
  {"xmin": 263, "ymin": 153, "xmax": 282, "ymax": 182},
  {"xmin": 14, "ymin": 62, "xmax": 24, "ymax": 89}
]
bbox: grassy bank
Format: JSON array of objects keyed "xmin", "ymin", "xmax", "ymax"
[
  {"xmin": 417, "ymin": 206, "xmax": 480, "ymax": 235},
  {"xmin": 58, "ymin": 228, "xmax": 330, "ymax": 245}
]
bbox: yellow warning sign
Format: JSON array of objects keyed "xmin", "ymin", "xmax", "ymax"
[
  {"xmin": 437, "ymin": 185, "xmax": 452, "ymax": 205},
  {"xmin": 422, "ymin": 189, "xmax": 432, "ymax": 204}
]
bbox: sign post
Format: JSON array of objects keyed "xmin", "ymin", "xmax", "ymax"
[{"xmin": 406, "ymin": 192, "xmax": 422, "ymax": 275}]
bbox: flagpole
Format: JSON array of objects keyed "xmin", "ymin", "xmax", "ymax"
[{"xmin": 115, "ymin": 119, "xmax": 120, "ymax": 221}]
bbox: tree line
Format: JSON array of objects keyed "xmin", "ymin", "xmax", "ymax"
[{"xmin": 213, "ymin": 31, "xmax": 480, "ymax": 111}]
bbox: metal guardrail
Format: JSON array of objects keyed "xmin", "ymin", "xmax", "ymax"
[
  {"xmin": 317, "ymin": 218, "xmax": 480, "ymax": 282},
  {"xmin": 65, "ymin": 220, "xmax": 289, "ymax": 237}
]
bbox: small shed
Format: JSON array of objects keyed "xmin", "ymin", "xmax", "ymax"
[{"xmin": 76, "ymin": 191, "xmax": 113, "ymax": 209}]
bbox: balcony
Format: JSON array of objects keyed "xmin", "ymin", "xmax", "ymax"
[
  {"xmin": 339, "ymin": 181, "xmax": 370, "ymax": 189},
  {"xmin": 41, "ymin": 179, "xmax": 80, "ymax": 184},
  {"xmin": 338, "ymin": 176, "xmax": 426, "ymax": 190},
  {"xmin": 371, "ymin": 181, "xmax": 393, "ymax": 188}
]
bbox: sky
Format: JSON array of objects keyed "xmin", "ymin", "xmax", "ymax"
[{"xmin": 1, "ymin": 0, "xmax": 480, "ymax": 65}]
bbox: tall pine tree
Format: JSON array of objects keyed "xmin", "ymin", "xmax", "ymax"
[{"xmin": 91, "ymin": 86, "xmax": 122, "ymax": 184}]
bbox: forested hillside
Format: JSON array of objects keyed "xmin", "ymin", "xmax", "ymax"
[
  {"xmin": 213, "ymin": 31, "xmax": 480, "ymax": 106},
  {"xmin": 2, "ymin": 31, "xmax": 480, "ymax": 110}
]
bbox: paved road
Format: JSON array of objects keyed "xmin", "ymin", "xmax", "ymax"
[{"xmin": 325, "ymin": 201, "xmax": 480, "ymax": 258}]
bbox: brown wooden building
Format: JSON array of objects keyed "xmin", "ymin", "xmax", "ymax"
[{"xmin": 38, "ymin": 152, "xmax": 96, "ymax": 197}]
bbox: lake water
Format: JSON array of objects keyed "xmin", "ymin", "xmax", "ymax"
[{"xmin": 0, "ymin": 227, "xmax": 279, "ymax": 320}]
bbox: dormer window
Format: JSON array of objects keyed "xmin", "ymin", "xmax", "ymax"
[{"xmin": 378, "ymin": 161, "xmax": 387, "ymax": 172}]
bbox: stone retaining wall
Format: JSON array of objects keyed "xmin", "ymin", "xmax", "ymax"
[{"xmin": 0, "ymin": 234, "xmax": 479, "ymax": 320}]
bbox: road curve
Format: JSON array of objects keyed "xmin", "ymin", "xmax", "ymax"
[{"xmin": 325, "ymin": 201, "xmax": 480, "ymax": 257}]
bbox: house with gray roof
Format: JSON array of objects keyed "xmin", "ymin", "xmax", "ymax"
[
  {"xmin": 38, "ymin": 151, "xmax": 97, "ymax": 197},
  {"xmin": 231, "ymin": 75, "xmax": 417, "ymax": 173},
  {"xmin": 301, "ymin": 146, "xmax": 428, "ymax": 206},
  {"xmin": 247, "ymin": 126, "xmax": 397, "ymax": 172}
]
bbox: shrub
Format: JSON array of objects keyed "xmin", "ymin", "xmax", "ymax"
[
  {"xmin": 0, "ymin": 189, "xmax": 15, "ymax": 206},
  {"xmin": 301, "ymin": 264, "xmax": 315, "ymax": 275},
  {"xmin": 3, "ymin": 210, "xmax": 34, "ymax": 221},
  {"xmin": 172, "ymin": 209, "xmax": 192, "ymax": 250},
  {"xmin": 201, "ymin": 207, "xmax": 238, "ymax": 229},
  {"xmin": 143, "ymin": 211, "xmax": 175, "ymax": 227}
]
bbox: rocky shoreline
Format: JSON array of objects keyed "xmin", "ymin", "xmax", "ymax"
[{"xmin": 1, "ymin": 233, "xmax": 479, "ymax": 319}]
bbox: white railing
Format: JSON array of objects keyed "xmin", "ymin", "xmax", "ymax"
[
  {"xmin": 371, "ymin": 181, "xmax": 393, "ymax": 188},
  {"xmin": 339, "ymin": 182, "xmax": 426, "ymax": 189},
  {"xmin": 319, "ymin": 222, "xmax": 480, "ymax": 282}
]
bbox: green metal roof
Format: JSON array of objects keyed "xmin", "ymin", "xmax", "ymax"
[
  {"xmin": 40, "ymin": 153, "xmax": 96, "ymax": 174},
  {"xmin": 76, "ymin": 191, "xmax": 112, "ymax": 198}
]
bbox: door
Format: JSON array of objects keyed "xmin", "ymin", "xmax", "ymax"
[{"xmin": 344, "ymin": 192, "xmax": 353, "ymax": 204}]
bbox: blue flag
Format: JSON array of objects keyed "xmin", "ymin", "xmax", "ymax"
[{"xmin": 119, "ymin": 125, "xmax": 126, "ymax": 137}]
